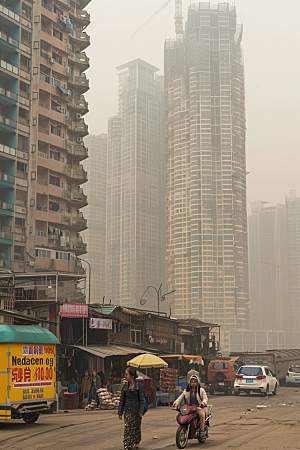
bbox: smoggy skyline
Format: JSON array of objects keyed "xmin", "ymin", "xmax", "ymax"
[{"xmin": 84, "ymin": 0, "xmax": 300, "ymax": 208}]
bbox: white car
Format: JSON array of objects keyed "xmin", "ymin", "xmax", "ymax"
[
  {"xmin": 234, "ymin": 365, "xmax": 278, "ymax": 396},
  {"xmin": 286, "ymin": 366, "xmax": 300, "ymax": 385}
]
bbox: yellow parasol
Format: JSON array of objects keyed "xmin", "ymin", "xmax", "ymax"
[{"xmin": 127, "ymin": 353, "xmax": 168, "ymax": 369}]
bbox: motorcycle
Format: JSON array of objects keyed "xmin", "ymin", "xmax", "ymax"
[{"xmin": 175, "ymin": 404, "xmax": 212, "ymax": 449}]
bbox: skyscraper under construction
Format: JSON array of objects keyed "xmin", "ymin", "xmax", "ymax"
[{"xmin": 165, "ymin": 3, "xmax": 249, "ymax": 332}]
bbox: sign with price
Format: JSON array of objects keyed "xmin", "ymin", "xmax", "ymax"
[
  {"xmin": 9, "ymin": 343, "xmax": 56, "ymax": 403},
  {"xmin": 90, "ymin": 318, "xmax": 112, "ymax": 329}
]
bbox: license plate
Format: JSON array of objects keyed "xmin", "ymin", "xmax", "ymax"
[
  {"xmin": 295, "ymin": 378, "xmax": 300, "ymax": 382},
  {"xmin": 246, "ymin": 379, "xmax": 253, "ymax": 383},
  {"xmin": 218, "ymin": 382, "xmax": 224, "ymax": 386}
]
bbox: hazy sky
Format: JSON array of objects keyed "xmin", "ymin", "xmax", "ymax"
[{"xmin": 84, "ymin": 0, "xmax": 300, "ymax": 208}]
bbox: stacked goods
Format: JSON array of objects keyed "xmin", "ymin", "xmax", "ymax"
[
  {"xmin": 97, "ymin": 388, "xmax": 121, "ymax": 410},
  {"xmin": 159, "ymin": 368, "xmax": 178, "ymax": 393},
  {"xmin": 62, "ymin": 392, "xmax": 78, "ymax": 410},
  {"xmin": 137, "ymin": 378, "xmax": 156, "ymax": 404}
]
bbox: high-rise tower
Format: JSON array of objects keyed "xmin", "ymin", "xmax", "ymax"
[
  {"xmin": 165, "ymin": 3, "xmax": 249, "ymax": 330},
  {"xmin": 106, "ymin": 59, "xmax": 165, "ymax": 310},
  {"xmin": 83, "ymin": 133, "xmax": 107, "ymax": 302}
]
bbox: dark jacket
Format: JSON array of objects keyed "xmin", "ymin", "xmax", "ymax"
[
  {"xmin": 118, "ymin": 381, "xmax": 144, "ymax": 416},
  {"xmin": 90, "ymin": 374, "xmax": 101, "ymax": 393}
]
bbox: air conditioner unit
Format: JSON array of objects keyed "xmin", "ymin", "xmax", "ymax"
[
  {"xmin": 49, "ymin": 58, "xmax": 55, "ymax": 64},
  {"xmin": 56, "ymin": 106, "xmax": 63, "ymax": 113},
  {"xmin": 75, "ymin": 137, "xmax": 82, "ymax": 143},
  {"xmin": 28, "ymin": 261, "xmax": 35, "ymax": 267},
  {"xmin": 76, "ymin": 113, "xmax": 81, "ymax": 119},
  {"xmin": 59, "ymin": 15, "xmax": 66, "ymax": 24}
]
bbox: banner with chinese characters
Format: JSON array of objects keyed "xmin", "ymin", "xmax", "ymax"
[
  {"xmin": 9, "ymin": 343, "xmax": 56, "ymax": 403},
  {"xmin": 90, "ymin": 318, "xmax": 112, "ymax": 329},
  {"xmin": 60, "ymin": 303, "xmax": 88, "ymax": 318}
]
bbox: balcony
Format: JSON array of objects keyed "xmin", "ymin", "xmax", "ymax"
[
  {"xmin": 0, "ymin": 143, "xmax": 16, "ymax": 159},
  {"xmin": 67, "ymin": 74, "xmax": 89, "ymax": 93},
  {"xmin": 72, "ymin": 213, "xmax": 87, "ymax": 231},
  {"xmin": 68, "ymin": 95, "xmax": 88, "ymax": 114},
  {"xmin": 0, "ymin": 4, "xmax": 20, "ymax": 23},
  {"xmin": 69, "ymin": 8, "xmax": 90, "ymax": 27},
  {"xmin": 0, "ymin": 30, "xmax": 18, "ymax": 49},
  {"xmin": 74, "ymin": 259, "xmax": 86, "ymax": 275},
  {"xmin": 0, "ymin": 200, "xmax": 14, "ymax": 212},
  {"xmin": 67, "ymin": 49, "xmax": 90, "ymax": 71},
  {"xmin": 64, "ymin": 141, "xmax": 88, "ymax": 160},
  {"xmin": 0, "ymin": 114, "xmax": 17, "ymax": 130},
  {"xmin": 0, "ymin": 259, "xmax": 11, "ymax": 269},
  {"xmin": 65, "ymin": 117, "xmax": 88, "ymax": 136},
  {"xmin": 0, "ymin": 227, "xmax": 13, "ymax": 241},
  {"xmin": 67, "ymin": 237, "xmax": 87, "ymax": 255},
  {"xmin": 37, "ymin": 204, "xmax": 47, "ymax": 212},
  {"xmin": 62, "ymin": 188, "xmax": 88, "ymax": 207},
  {"xmin": 63, "ymin": 164, "xmax": 87, "ymax": 183},
  {"xmin": 69, "ymin": 30, "xmax": 90, "ymax": 50},
  {"xmin": 0, "ymin": 86, "xmax": 18, "ymax": 103},
  {"xmin": 0, "ymin": 59, "xmax": 19, "ymax": 78},
  {"xmin": 0, "ymin": 171, "xmax": 14, "ymax": 185},
  {"xmin": 42, "ymin": 1, "xmax": 52, "ymax": 12}
]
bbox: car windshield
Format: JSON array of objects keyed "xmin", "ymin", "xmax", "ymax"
[
  {"xmin": 289, "ymin": 367, "xmax": 300, "ymax": 374},
  {"xmin": 238, "ymin": 366, "xmax": 263, "ymax": 377},
  {"xmin": 210, "ymin": 362, "xmax": 228, "ymax": 370}
]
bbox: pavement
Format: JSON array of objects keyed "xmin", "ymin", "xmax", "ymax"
[{"xmin": 0, "ymin": 386, "xmax": 300, "ymax": 450}]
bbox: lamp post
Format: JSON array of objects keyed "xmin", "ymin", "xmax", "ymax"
[
  {"xmin": 76, "ymin": 257, "xmax": 91, "ymax": 304},
  {"xmin": 140, "ymin": 284, "xmax": 176, "ymax": 315}
]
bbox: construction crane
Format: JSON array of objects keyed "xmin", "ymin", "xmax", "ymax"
[{"xmin": 130, "ymin": 0, "xmax": 183, "ymax": 39}]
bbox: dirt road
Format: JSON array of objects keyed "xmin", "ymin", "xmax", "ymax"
[{"xmin": 0, "ymin": 386, "xmax": 299, "ymax": 449}]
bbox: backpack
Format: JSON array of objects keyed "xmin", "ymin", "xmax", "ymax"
[{"xmin": 143, "ymin": 396, "xmax": 149, "ymax": 415}]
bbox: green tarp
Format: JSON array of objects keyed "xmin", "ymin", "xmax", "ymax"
[{"xmin": 0, "ymin": 325, "xmax": 60, "ymax": 344}]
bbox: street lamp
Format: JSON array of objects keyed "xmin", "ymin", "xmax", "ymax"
[
  {"xmin": 76, "ymin": 257, "xmax": 91, "ymax": 304},
  {"xmin": 140, "ymin": 283, "xmax": 176, "ymax": 315}
]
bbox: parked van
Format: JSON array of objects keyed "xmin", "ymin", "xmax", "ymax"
[{"xmin": 207, "ymin": 360, "xmax": 237, "ymax": 395}]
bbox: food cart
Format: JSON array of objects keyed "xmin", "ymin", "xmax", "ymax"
[{"xmin": 0, "ymin": 325, "xmax": 59, "ymax": 422}]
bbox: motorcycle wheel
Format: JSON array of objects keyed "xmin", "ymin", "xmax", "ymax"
[
  {"xmin": 23, "ymin": 412, "xmax": 39, "ymax": 424},
  {"xmin": 176, "ymin": 425, "xmax": 189, "ymax": 449}
]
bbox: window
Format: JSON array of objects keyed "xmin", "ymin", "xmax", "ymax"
[
  {"xmin": 21, "ymin": 29, "xmax": 31, "ymax": 44},
  {"xmin": 238, "ymin": 367, "xmax": 263, "ymax": 377},
  {"xmin": 49, "ymin": 199, "xmax": 59, "ymax": 212},
  {"xmin": 51, "ymin": 124, "xmax": 61, "ymax": 136},
  {"xmin": 49, "ymin": 174, "xmax": 60, "ymax": 187},
  {"xmin": 210, "ymin": 362, "xmax": 228, "ymax": 370},
  {"xmin": 53, "ymin": 29, "xmax": 62, "ymax": 41},
  {"xmin": 15, "ymin": 217, "xmax": 25, "ymax": 228},
  {"xmin": 17, "ymin": 161, "xmax": 27, "ymax": 173},
  {"xmin": 52, "ymin": 52, "xmax": 62, "ymax": 65},
  {"xmin": 20, "ymin": 81, "xmax": 29, "ymax": 94}
]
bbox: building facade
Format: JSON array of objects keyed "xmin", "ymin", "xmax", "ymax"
[
  {"xmin": 106, "ymin": 59, "xmax": 165, "ymax": 310},
  {"xmin": 0, "ymin": 0, "xmax": 31, "ymax": 272},
  {"xmin": 286, "ymin": 190, "xmax": 300, "ymax": 348},
  {"xmin": 248, "ymin": 201, "xmax": 287, "ymax": 335},
  {"xmin": 26, "ymin": 0, "xmax": 90, "ymax": 274},
  {"xmin": 164, "ymin": 3, "xmax": 249, "ymax": 331},
  {"xmin": 82, "ymin": 133, "xmax": 107, "ymax": 303}
]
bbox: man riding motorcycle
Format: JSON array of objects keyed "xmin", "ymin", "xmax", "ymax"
[{"xmin": 173, "ymin": 375, "xmax": 208, "ymax": 439}]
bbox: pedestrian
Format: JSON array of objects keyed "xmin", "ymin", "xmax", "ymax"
[
  {"xmin": 81, "ymin": 371, "xmax": 91, "ymax": 407},
  {"xmin": 118, "ymin": 367, "xmax": 144, "ymax": 450},
  {"xmin": 88, "ymin": 369, "xmax": 102, "ymax": 408}
]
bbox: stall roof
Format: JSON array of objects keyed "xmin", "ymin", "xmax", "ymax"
[
  {"xmin": 0, "ymin": 325, "xmax": 60, "ymax": 344},
  {"xmin": 74, "ymin": 344, "xmax": 149, "ymax": 359},
  {"xmin": 160, "ymin": 354, "xmax": 202, "ymax": 360}
]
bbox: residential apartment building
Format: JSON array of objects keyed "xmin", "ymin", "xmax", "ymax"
[
  {"xmin": 0, "ymin": 0, "xmax": 31, "ymax": 272},
  {"xmin": 0, "ymin": 0, "xmax": 90, "ymax": 277},
  {"xmin": 106, "ymin": 59, "xmax": 165, "ymax": 311},
  {"xmin": 164, "ymin": 3, "xmax": 249, "ymax": 331},
  {"xmin": 82, "ymin": 133, "xmax": 107, "ymax": 302},
  {"xmin": 26, "ymin": 0, "xmax": 90, "ymax": 274},
  {"xmin": 248, "ymin": 201, "xmax": 287, "ymax": 336},
  {"xmin": 286, "ymin": 190, "xmax": 300, "ymax": 348}
]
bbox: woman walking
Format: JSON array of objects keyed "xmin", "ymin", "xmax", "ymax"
[{"xmin": 119, "ymin": 367, "xmax": 144, "ymax": 450}]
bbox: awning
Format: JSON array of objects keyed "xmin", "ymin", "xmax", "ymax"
[{"xmin": 73, "ymin": 344, "xmax": 149, "ymax": 359}]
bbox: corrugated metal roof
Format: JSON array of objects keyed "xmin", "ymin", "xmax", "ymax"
[{"xmin": 74, "ymin": 344, "xmax": 149, "ymax": 359}]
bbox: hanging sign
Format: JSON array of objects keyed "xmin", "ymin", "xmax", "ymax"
[
  {"xmin": 90, "ymin": 318, "xmax": 112, "ymax": 329},
  {"xmin": 60, "ymin": 303, "xmax": 88, "ymax": 318}
]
